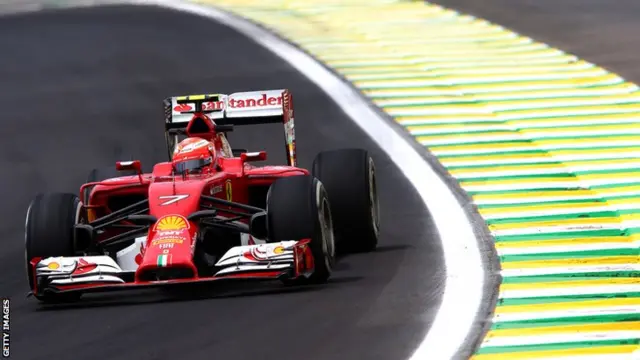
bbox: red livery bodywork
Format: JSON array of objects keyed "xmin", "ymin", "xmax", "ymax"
[{"xmin": 30, "ymin": 89, "xmax": 321, "ymax": 299}]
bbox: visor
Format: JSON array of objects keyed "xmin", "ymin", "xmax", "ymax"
[{"xmin": 174, "ymin": 157, "xmax": 212, "ymax": 174}]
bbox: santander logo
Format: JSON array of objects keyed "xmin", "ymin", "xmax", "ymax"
[
  {"xmin": 174, "ymin": 93, "xmax": 282, "ymax": 112},
  {"xmin": 229, "ymin": 94, "xmax": 282, "ymax": 108},
  {"xmin": 174, "ymin": 103, "xmax": 193, "ymax": 112}
]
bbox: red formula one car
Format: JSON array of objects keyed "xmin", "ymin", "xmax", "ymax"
[{"xmin": 25, "ymin": 89, "xmax": 380, "ymax": 302}]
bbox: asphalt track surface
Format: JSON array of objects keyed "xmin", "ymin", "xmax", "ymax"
[{"xmin": 0, "ymin": 5, "xmax": 446, "ymax": 360}]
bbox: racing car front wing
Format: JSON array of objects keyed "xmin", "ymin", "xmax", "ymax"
[{"xmin": 29, "ymin": 240, "xmax": 315, "ymax": 297}]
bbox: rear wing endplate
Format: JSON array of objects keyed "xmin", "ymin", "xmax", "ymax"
[{"xmin": 163, "ymin": 89, "xmax": 296, "ymax": 166}]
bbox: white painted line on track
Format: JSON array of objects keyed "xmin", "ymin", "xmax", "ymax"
[{"xmin": 131, "ymin": 1, "xmax": 486, "ymax": 359}]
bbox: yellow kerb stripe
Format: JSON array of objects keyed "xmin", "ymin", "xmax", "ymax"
[
  {"xmin": 471, "ymin": 345, "xmax": 638, "ymax": 360},
  {"xmin": 501, "ymin": 256, "xmax": 639, "ymax": 269},
  {"xmin": 495, "ymin": 235, "xmax": 637, "ymax": 250},
  {"xmin": 496, "ymin": 297, "xmax": 640, "ymax": 314},
  {"xmin": 485, "ymin": 321, "xmax": 640, "ymax": 338},
  {"xmin": 489, "ymin": 216, "xmax": 622, "ymax": 231},
  {"xmin": 472, "ymin": 190, "xmax": 597, "ymax": 201},
  {"xmin": 480, "ymin": 202, "xmax": 610, "ymax": 216},
  {"xmin": 500, "ymin": 277, "xmax": 640, "ymax": 291}
]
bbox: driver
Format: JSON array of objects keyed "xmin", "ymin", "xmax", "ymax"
[{"xmin": 172, "ymin": 137, "xmax": 216, "ymax": 175}]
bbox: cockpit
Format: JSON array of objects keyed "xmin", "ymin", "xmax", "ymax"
[{"xmin": 173, "ymin": 157, "xmax": 213, "ymax": 174}]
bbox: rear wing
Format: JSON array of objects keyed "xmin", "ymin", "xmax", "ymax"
[{"xmin": 162, "ymin": 89, "xmax": 296, "ymax": 166}]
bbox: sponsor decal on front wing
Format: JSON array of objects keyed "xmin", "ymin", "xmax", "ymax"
[
  {"xmin": 215, "ymin": 241, "xmax": 297, "ymax": 267},
  {"xmin": 35, "ymin": 256, "xmax": 125, "ymax": 285}
]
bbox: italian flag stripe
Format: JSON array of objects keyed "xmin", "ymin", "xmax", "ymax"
[{"xmin": 157, "ymin": 254, "xmax": 168, "ymax": 267}]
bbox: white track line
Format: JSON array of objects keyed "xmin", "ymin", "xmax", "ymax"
[{"xmin": 129, "ymin": 1, "xmax": 485, "ymax": 358}]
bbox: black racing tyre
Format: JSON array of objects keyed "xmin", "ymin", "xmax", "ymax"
[
  {"xmin": 312, "ymin": 148, "xmax": 379, "ymax": 253},
  {"xmin": 266, "ymin": 175, "xmax": 336, "ymax": 284},
  {"xmin": 25, "ymin": 193, "xmax": 82, "ymax": 303}
]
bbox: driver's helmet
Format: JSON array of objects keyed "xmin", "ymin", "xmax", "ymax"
[{"xmin": 172, "ymin": 137, "xmax": 216, "ymax": 174}]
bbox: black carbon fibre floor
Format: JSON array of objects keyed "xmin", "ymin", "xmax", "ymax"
[{"xmin": 0, "ymin": 5, "xmax": 445, "ymax": 360}]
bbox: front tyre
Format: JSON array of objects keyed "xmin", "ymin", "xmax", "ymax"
[
  {"xmin": 312, "ymin": 149, "xmax": 379, "ymax": 253},
  {"xmin": 25, "ymin": 193, "xmax": 82, "ymax": 303},
  {"xmin": 266, "ymin": 175, "xmax": 335, "ymax": 284}
]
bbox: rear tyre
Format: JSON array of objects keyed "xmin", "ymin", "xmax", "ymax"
[
  {"xmin": 312, "ymin": 149, "xmax": 379, "ymax": 253},
  {"xmin": 266, "ymin": 175, "xmax": 335, "ymax": 284},
  {"xmin": 25, "ymin": 193, "xmax": 82, "ymax": 303}
]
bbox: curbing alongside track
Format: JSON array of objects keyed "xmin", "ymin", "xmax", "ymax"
[{"xmin": 179, "ymin": 1, "xmax": 640, "ymax": 359}]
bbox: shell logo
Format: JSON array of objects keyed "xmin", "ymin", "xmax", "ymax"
[
  {"xmin": 47, "ymin": 262, "xmax": 60, "ymax": 270},
  {"xmin": 155, "ymin": 215, "xmax": 189, "ymax": 231},
  {"xmin": 273, "ymin": 246, "xmax": 285, "ymax": 255}
]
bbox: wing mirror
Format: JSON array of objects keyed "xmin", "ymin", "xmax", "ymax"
[
  {"xmin": 116, "ymin": 160, "xmax": 143, "ymax": 182},
  {"xmin": 116, "ymin": 160, "xmax": 142, "ymax": 172},
  {"xmin": 240, "ymin": 151, "xmax": 267, "ymax": 162}
]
